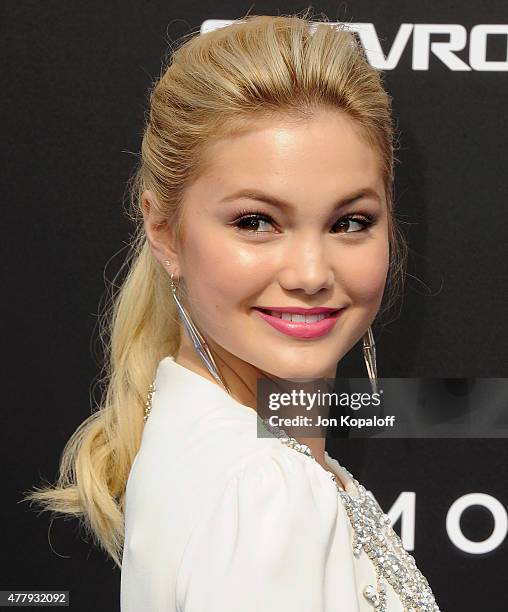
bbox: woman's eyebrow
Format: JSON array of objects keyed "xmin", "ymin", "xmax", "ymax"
[{"xmin": 218, "ymin": 187, "xmax": 382, "ymax": 211}]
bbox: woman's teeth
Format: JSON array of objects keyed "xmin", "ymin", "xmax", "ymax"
[{"xmin": 266, "ymin": 310, "xmax": 329, "ymax": 323}]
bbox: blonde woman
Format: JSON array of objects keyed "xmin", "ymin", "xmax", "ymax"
[{"xmin": 25, "ymin": 11, "xmax": 441, "ymax": 612}]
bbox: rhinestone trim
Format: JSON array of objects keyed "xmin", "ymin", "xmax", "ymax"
[
  {"xmin": 335, "ymin": 468, "xmax": 440, "ymax": 611},
  {"xmin": 143, "ymin": 381, "xmax": 156, "ymax": 423}
]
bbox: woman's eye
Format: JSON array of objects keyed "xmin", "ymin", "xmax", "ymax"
[
  {"xmin": 234, "ymin": 214, "xmax": 275, "ymax": 233},
  {"xmin": 331, "ymin": 216, "xmax": 373, "ymax": 234}
]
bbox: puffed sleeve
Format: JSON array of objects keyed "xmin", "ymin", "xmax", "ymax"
[{"xmin": 175, "ymin": 447, "xmax": 341, "ymax": 612}]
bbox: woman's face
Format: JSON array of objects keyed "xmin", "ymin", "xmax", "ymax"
[{"xmin": 147, "ymin": 110, "xmax": 390, "ymax": 379}]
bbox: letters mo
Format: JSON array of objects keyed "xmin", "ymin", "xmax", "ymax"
[{"xmin": 385, "ymin": 491, "xmax": 507, "ymax": 554}]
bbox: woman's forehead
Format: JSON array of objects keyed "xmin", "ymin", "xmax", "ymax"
[{"xmin": 193, "ymin": 114, "xmax": 384, "ymax": 198}]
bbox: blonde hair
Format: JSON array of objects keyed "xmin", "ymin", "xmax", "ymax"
[{"xmin": 22, "ymin": 9, "xmax": 407, "ymax": 568}]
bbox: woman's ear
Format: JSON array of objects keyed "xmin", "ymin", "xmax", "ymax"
[{"xmin": 141, "ymin": 190, "xmax": 179, "ymax": 272}]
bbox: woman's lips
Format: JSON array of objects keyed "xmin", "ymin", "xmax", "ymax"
[{"xmin": 252, "ymin": 307, "xmax": 344, "ymax": 339}]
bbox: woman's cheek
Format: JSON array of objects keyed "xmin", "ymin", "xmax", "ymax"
[
  {"xmin": 209, "ymin": 246, "xmax": 272, "ymax": 298},
  {"xmin": 341, "ymin": 241, "xmax": 389, "ymax": 302},
  {"xmin": 183, "ymin": 240, "xmax": 266, "ymax": 321}
]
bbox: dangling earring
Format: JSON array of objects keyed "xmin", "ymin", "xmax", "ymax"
[
  {"xmin": 362, "ymin": 325, "xmax": 378, "ymax": 395},
  {"xmin": 163, "ymin": 260, "xmax": 231, "ymax": 393}
]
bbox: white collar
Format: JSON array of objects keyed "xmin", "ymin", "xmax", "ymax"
[{"xmin": 151, "ymin": 355, "xmax": 261, "ymax": 421}]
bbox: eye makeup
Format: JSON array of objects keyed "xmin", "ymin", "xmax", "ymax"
[{"xmin": 229, "ymin": 208, "xmax": 377, "ymax": 235}]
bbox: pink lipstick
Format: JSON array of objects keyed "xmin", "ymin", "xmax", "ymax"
[{"xmin": 252, "ymin": 306, "xmax": 344, "ymax": 339}]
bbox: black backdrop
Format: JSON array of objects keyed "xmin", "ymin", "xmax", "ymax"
[{"xmin": 2, "ymin": 1, "xmax": 507, "ymax": 610}]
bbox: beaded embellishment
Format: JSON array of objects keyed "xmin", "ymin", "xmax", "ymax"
[
  {"xmin": 144, "ymin": 381, "xmax": 156, "ymax": 423},
  {"xmin": 262, "ymin": 419, "xmax": 441, "ymax": 612}
]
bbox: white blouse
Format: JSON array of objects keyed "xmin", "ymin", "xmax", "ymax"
[{"xmin": 120, "ymin": 356, "xmax": 440, "ymax": 612}]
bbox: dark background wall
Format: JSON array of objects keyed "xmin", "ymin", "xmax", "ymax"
[{"xmin": 2, "ymin": 1, "xmax": 507, "ymax": 610}]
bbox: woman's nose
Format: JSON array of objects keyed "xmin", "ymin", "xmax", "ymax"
[{"xmin": 276, "ymin": 235, "xmax": 335, "ymax": 295}]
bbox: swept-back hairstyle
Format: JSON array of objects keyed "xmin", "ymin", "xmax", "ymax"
[{"xmin": 23, "ymin": 9, "xmax": 406, "ymax": 568}]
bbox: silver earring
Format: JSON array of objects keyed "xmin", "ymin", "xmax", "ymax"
[
  {"xmin": 163, "ymin": 260, "xmax": 231, "ymax": 393},
  {"xmin": 362, "ymin": 326, "xmax": 378, "ymax": 395}
]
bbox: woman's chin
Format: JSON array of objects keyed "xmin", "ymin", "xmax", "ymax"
[{"xmin": 265, "ymin": 363, "xmax": 337, "ymax": 381}]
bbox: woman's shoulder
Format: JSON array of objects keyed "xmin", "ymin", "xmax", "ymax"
[
  {"xmin": 210, "ymin": 441, "xmax": 343, "ymax": 533},
  {"xmin": 127, "ymin": 414, "xmax": 339, "ymax": 521},
  {"xmin": 124, "ymin": 418, "xmax": 342, "ymax": 559},
  {"xmin": 125, "ymin": 410, "xmax": 343, "ymax": 558},
  {"xmin": 122, "ymin": 433, "xmax": 345, "ymax": 611},
  {"xmin": 172, "ymin": 443, "xmax": 347, "ymax": 611}
]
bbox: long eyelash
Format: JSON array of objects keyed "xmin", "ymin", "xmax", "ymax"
[
  {"xmin": 332, "ymin": 212, "xmax": 376, "ymax": 232},
  {"xmin": 231, "ymin": 209, "xmax": 376, "ymax": 232},
  {"xmin": 233, "ymin": 209, "xmax": 273, "ymax": 223}
]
